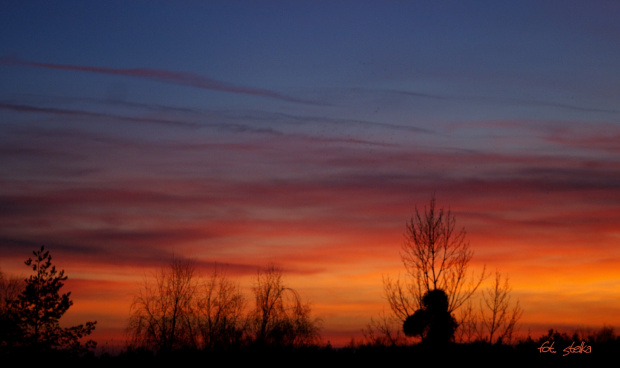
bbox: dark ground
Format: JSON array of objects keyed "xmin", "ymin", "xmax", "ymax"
[{"xmin": 2, "ymin": 340, "xmax": 611, "ymax": 368}]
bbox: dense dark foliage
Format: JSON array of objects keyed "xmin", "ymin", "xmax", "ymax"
[
  {"xmin": 403, "ymin": 289, "xmax": 458, "ymax": 345},
  {"xmin": 0, "ymin": 246, "xmax": 96, "ymax": 357}
]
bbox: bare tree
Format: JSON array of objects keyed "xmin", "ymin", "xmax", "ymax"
[
  {"xmin": 0, "ymin": 268, "xmax": 22, "ymax": 314},
  {"xmin": 361, "ymin": 310, "xmax": 406, "ymax": 346},
  {"xmin": 383, "ymin": 274, "xmax": 417, "ymax": 322},
  {"xmin": 476, "ymin": 270, "xmax": 522, "ymax": 344},
  {"xmin": 250, "ymin": 263, "xmax": 320, "ymax": 347},
  {"xmin": 0, "ymin": 268, "xmax": 24, "ymax": 348},
  {"xmin": 128, "ymin": 257, "xmax": 198, "ymax": 352},
  {"xmin": 384, "ymin": 196, "xmax": 486, "ymax": 324},
  {"xmin": 455, "ymin": 300, "xmax": 478, "ymax": 343},
  {"xmin": 196, "ymin": 265, "xmax": 247, "ymax": 350}
]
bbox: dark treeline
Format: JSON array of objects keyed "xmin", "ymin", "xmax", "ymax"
[
  {"xmin": 2, "ymin": 246, "xmax": 618, "ymax": 367},
  {"xmin": 11, "ymin": 334, "xmax": 617, "ymax": 368},
  {"xmin": 96, "ymin": 329, "xmax": 619, "ymax": 368}
]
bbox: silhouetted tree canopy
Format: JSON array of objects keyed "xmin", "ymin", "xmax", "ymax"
[
  {"xmin": 127, "ymin": 258, "xmax": 248, "ymax": 353},
  {"xmin": 381, "ymin": 196, "xmax": 485, "ymax": 346},
  {"xmin": 403, "ymin": 289, "xmax": 457, "ymax": 346},
  {"xmin": 384, "ymin": 196, "xmax": 485, "ymax": 321},
  {"xmin": 3, "ymin": 246, "xmax": 96, "ymax": 355},
  {"xmin": 128, "ymin": 257, "xmax": 200, "ymax": 352},
  {"xmin": 403, "ymin": 309, "xmax": 427, "ymax": 338},
  {"xmin": 127, "ymin": 259, "xmax": 321, "ymax": 353},
  {"xmin": 250, "ymin": 263, "xmax": 321, "ymax": 347},
  {"xmin": 196, "ymin": 265, "xmax": 247, "ymax": 351}
]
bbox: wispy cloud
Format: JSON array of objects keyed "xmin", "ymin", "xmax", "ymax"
[
  {"xmin": 1, "ymin": 100, "xmax": 421, "ymax": 150},
  {"xmin": 1, "ymin": 57, "xmax": 321, "ymax": 105},
  {"xmin": 0, "ymin": 102, "xmax": 202, "ymax": 129},
  {"xmin": 380, "ymin": 88, "xmax": 620, "ymax": 116}
]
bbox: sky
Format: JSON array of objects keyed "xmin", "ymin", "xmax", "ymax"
[{"xmin": 1, "ymin": 1, "xmax": 620, "ymax": 348}]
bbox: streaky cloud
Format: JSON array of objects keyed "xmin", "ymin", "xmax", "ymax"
[
  {"xmin": 0, "ymin": 100, "xmax": 294, "ymax": 137},
  {"xmin": 18, "ymin": 92, "xmax": 204, "ymax": 115},
  {"xmin": 1, "ymin": 57, "xmax": 322, "ymax": 105},
  {"xmin": 271, "ymin": 110, "xmax": 435, "ymax": 135},
  {"xmin": 383, "ymin": 87, "xmax": 620, "ymax": 116},
  {"xmin": 0, "ymin": 102, "xmax": 202, "ymax": 129}
]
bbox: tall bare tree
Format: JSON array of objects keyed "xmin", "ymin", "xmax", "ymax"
[
  {"xmin": 250, "ymin": 263, "xmax": 320, "ymax": 347},
  {"xmin": 128, "ymin": 257, "xmax": 198, "ymax": 352},
  {"xmin": 477, "ymin": 270, "xmax": 522, "ymax": 344},
  {"xmin": 384, "ymin": 196, "xmax": 486, "ymax": 323},
  {"xmin": 196, "ymin": 266, "xmax": 246, "ymax": 350}
]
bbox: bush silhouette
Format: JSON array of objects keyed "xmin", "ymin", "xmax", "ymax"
[{"xmin": 403, "ymin": 289, "xmax": 457, "ymax": 346}]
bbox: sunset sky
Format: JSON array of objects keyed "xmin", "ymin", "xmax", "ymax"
[{"xmin": 1, "ymin": 1, "xmax": 620, "ymax": 348}]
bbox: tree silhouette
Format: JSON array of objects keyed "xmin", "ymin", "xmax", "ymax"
[
  {"xmin": 128, "ymin": 258, "xmax": 248, "ymax": 353},
  {"xmin": 250, "ymin": 263, "xmax": 321, "ymax": 347},
  {"xmin": 403, "ymin": 289, "xmax": 457, "ymax": 346},
  {"xmin": 384, "ymin": 195, "xmax": 485, "ymax": 331},
  {"xmin": 128, "ymin": 257, "xmax": 198, "ymax": 352},
  {"xmin": 458, "ymin": 270, "xmax": 522, "ymax": 344},
  {"xmin": 196, "ymin": 266, "xmax": 247, "ymax": 350},
  {"xmin": 362, "ymin": 310, "xmax": 406, "ymax": 346},
  {"xmin": 9, "ymin": 246, "xmax": 96, "ymax": 354},
  {"xmin": 0, "ymin": 268, "xmax": 23, "ymax": 349}
]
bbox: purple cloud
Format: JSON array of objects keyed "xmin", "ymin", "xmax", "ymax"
[{"xmin": 1, "ymin": 57, "xmax": 320, "ymax": 105}]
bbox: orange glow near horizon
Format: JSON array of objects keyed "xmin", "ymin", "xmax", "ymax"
[
  {"xmin": 3, "ymin": 184, "xmax": 620, "ymax": 350},
  {"xmin": 3, "ymin": 186, "xmax": 620, "ymax": 350},
  {"xmin": 10, "ymin": 227, "xmax": 615, "ymax": 351}
]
